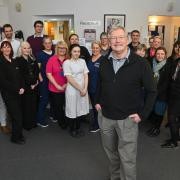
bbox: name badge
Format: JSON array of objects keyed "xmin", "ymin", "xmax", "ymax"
[{"xmin": 60, "ymin": 71, "xmax": 64, "ymax": 77}]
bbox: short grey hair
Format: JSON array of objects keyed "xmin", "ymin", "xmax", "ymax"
[{"xmin": 108, "ymin": 26, "xmax": 128, "ymax": 38}]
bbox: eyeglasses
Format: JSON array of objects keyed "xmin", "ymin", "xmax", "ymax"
[
  {"xmin": 109, "ymin": 36, "xmax": 126, "ymax": 42},
  {"xmin": 57, "ymin": 47, "xmax": 67, "ymax": 50}
]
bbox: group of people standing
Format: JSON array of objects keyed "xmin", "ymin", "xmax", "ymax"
[
  {"xmin": 0, "ymin": 20, "xmax": 180, "ymax": 180},
  {"xmin": 128, "ymin": 30, "xmax": 180, "ymax": 149},
  {"xmin": 0, "ymin": 21, "xmax": 110, "ymax": 144}
]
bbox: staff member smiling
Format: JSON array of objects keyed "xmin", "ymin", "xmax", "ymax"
[{"xmin": 46, "ymin": 41, "xmax": 67, "ymax": 129}]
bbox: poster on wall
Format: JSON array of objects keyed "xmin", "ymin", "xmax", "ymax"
[
  {"xmin": 84, "ymin": 29, "xmax": 96, "ymax": 42},
  {"xmin": 104, "ymin": 14, "xmax": 126, "ymax": 33}
]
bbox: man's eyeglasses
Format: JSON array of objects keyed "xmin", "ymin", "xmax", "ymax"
[{"xmin": 109, "ymin": 36, "xmax": 126, "ymax": 42}]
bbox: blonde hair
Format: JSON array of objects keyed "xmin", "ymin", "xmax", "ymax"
[
  {"xmin": 153, "ymin": 36, "xmax": 162, "ymax": 41},
  {"xmin": 91, "ymin": 41, "xmax": 101, "ymax": 48},
  {"xmin": 18, "ymin": 41, "xmax": 34, "ymax": 59},
  {"xmin": 55, "ymin": 41, "xmax": 68, "ymax": 56}
]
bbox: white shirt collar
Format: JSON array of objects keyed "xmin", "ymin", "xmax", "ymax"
[
  {"xmin": 3, "ymin": 38, "xmax": 15, "ymax": 43},
  {"xmin": 109, "ymin": 48, "xmax": 130, "ymax": 61},
  {"xmin": 34, "ymin": 34, "xmax": 44, "ymax": 38}
]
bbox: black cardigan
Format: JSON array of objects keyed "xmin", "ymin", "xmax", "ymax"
[
  {"xmin": 166, "ymin": 57, "xmax": 180, "ymax": 102},
  {"xmin": 16, "ymin": 56, "xmax": 39, "ymax": 92},
  {"xmin": 95, "ymin": 52, "xmax": 157, "ymax": 120},
  {"xmin": 0, "ymin": 55, "xmax": 25, "ymax": 98},
  {"xmin": 80, "ymin": 46, "xmax": 90, "ymax": 64}
]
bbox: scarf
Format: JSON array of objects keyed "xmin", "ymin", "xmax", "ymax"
[{"xmin": 152, "ymin": 58, "xmax": 166, "ymax": 82}]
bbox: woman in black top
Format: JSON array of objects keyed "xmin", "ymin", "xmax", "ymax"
[
  {"xmin": 17, "ymin": 41, "xmax": 39, "ymax": 130},
  {"xmin": 68, "ymin": 33, "xmax": 90, "ymax": 64},
  {"xmin": 147, "ymin": 47, "xmax": 167, "ymax": 137},
  {"xmin": 0, "ymin": 41, "xmax": 25, "ymax": 144},
  {"xmin": 161, "ymin": 41, "xmax": 180, "ymax": 148}
]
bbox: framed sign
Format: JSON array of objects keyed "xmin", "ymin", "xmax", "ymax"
[
  {"xmin": 104, "ymin": 14, "xmax": 126, "ymax": 33},
  {"xmin": 84, "ymin": 29, "xmax": 96, "ymax": 42}
]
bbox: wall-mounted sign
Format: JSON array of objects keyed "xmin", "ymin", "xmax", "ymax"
[
  {"xmin": 84, "ymin": 29, "xmax": 96, "ymax": 42},
  {"xmin": 80, "ymin": 21, "xmax": 101, "ymax": 26}
]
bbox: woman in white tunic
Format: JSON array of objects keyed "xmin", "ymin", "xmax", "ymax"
[{"xmin": 63, "ymin": 44, "xmax": 89, "ymax": 137}]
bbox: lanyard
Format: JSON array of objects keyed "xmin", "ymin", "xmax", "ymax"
[{"xmin": 57, "ymin": 58, "xmax": 64, "ymax": 69}]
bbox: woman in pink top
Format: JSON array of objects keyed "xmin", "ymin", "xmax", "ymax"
[{"xmin": 46, "ymin": 41, "xmax": 68, "ymax": 129}]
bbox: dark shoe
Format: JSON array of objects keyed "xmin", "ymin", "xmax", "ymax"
[
  {"xmin": 146, "ymin": 127, "xmax": 156, "ymax": 135},
  {"xmin": 148, "ymin": 128, "xmax": 160, "ymax": 137},
  {"xmin": 69, "ymin": 131, "xmax": 79, "ymax": 138},
  {"xmin": 37, "ymin": 123, "xmax": 49, "ymax": 128},
  {"xmin": 165, "ymin": 122, "xmax": 169, "ymax": 128},
  {"xmin": 76, "ymin": 129, "xmax": 85, "ymax": 137},
  {"xmin": 161, "ymin": 141, "xmax": 178, "ymax": 148},
  {"xmin": 24, "ymin": 127, "xmax": 32, "ymax": 131},
  {"xmin": 60, "ymin": 123, "xmax": 67, "ymax": 130},
  {"xmin": 49, "ymin": 116, "xmax": 58, "ymax": 123},
  {"xmin": 32, "ymin": 124, "xmax": 37, "ymax": 128},
  {"xmin": 165, "ymin": 138, "xmax": 180, "ymax": 144},
  {"xmin": 90, "ymin": 128, "xmax": 100, "ymax": 133},
  {"xmin": 11, "ymin": 138, "xmax": 26, "ymax": 145},
  {"xmin": 19, "ymin": 135, "xmax": 26, "ymax": 142}
]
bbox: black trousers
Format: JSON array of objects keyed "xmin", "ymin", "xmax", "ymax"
[
  {"xmin": 168, "ymin": 114, "xmax": 180, "ymax": 144},
  {"xmin": 49, "ymin": 91, "xmax": 66, "ymax": 127},
  {"xmin": 22, "ymin": 90, "xmax": 38, "ymax": 130},
  {"xmin": 89, "ymin": 93, "xmax": 99, "ymax": 129},
  {"xmin": 68, "ymin": 117, "xmax": 81, "ymax": 132},
  {"xmin": 2, "ymin": 95, "xmax": 23, "ymax": 140},
  {"xmin": 150, "ymin": 112, "xmax": 164, "ymax": 129}
]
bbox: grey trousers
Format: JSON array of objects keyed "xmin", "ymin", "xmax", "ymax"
[
  {"xmin": 0, "ymin": 93, "xmax": 6, "ymax": 126},
  {"xmin": 98, "ymin": 113, "xmax": 138, "ymax": 180}
]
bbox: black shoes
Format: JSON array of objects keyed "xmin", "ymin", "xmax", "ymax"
[
  {"xmin": 69, "ymin": 129, "xmax": 85, "ymax": 138},
  {"xmin": 11, "ymin": 136, "xmax": 26, "ymax": 145},
  {"xmin": 70, "ymin": 131, "xmax": 78, "ymax": 138},
  {"xmin": 76, "ymin": 129, "xmax": 85, "ymax": 137},
  {"xmin": 60, "ymin": 123, "xmax": 68, "ymax": 130},
  {"xmin": 147, "ymin": 127, "xmax": 160, "ymax": 137},
  {"xmin": 161, "ymin": 140, "xmax": 178, "ymax": 149}
]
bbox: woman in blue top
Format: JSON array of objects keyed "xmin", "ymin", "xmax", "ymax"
[{"xmin": 88, "ymin": 41, "xmax": 104, "ymax": 132}]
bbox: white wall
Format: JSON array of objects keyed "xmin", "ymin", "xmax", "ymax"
[
  {"xmin": 4, "ymin": 0, "xmax": 180, "ymax": 43},
  {"xmin": 0, "ymin": 0, "xmax": 9, "ymax": 26}
]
